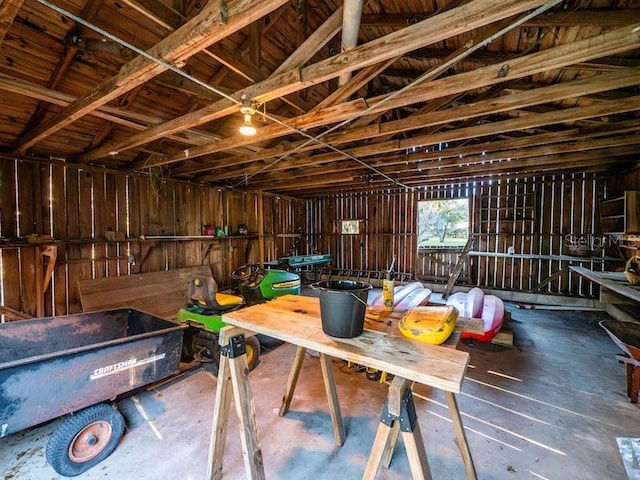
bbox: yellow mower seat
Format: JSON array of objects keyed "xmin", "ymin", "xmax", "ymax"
[
  {"xmin": 190, "ymin": 276, "xmax": 244, "ymax": 311},
  {"xmin": 215, "ymin": 292, "xmax": 243, "ymax": 306}
]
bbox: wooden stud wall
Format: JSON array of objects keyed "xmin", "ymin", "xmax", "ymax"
[
  {"xmin": 306, "ymin": 173, "xmax": 613, "ymax": 297},
  {"xmin": 0, "ymin": 158, "xmax": 304, "ymax": 320}
]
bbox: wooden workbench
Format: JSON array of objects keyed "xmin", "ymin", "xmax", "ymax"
[
  {"xmin": 570, "ymin": 266, "xmax": 640, "ymax": 304},
  {"xmin": 209, "ymin": 295, "xmax": 475, "ymax": 480}
]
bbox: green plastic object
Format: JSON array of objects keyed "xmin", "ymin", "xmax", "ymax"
[
  {"xmin": 259, "ymin": 269, "xmax": 301, "ymax": 298},
  {"xmin": 176, "ymin": 268, "xmax": 300, "ymax": 333},
  {"xmin": 177, "ymin": 306, "xmax": 226, "ymax": 332}
]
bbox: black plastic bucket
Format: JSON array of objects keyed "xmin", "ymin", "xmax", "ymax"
[{"xmin": 314, "ymin": 281, "xmax": 372, "ymax": 338}]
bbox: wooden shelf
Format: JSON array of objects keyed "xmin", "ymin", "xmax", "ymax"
[
  {"xmin": 600, "ymin": 191, "xmax": 640, "ymax": 235},
  {"xmin": 0, "ymin": 237, "xmax": 142, "ymax": 249},
  {"xmin": 141, "ymin": 234, "xmax": 257, "ymax": 240}
]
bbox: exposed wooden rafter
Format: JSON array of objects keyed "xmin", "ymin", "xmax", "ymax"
[
  {"xmin": 80, "ymin": 0, "xmax": 558, "ymax": 165},
  {"xmin": 12, "ymin": 0, "xmax": 289, "ymax": 154}
]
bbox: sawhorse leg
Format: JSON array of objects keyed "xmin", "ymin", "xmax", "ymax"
[
  {"xmin": 208, "ymin": 327, "xmax": 265, "ymax": 480},
  {"xmin": 444, "ymin": 392, "xmax": 477, "ymax": 480},
  {"xmin": 363, "ymin": 377, "xmax": 431, "ymax": 480},
  {"xmin": 372, "ymin": 383, "xmax": 477, "ymax": 480},
  {"xmin": 279, "ymin": 346, "xmax": 346, "ymax": 446}
]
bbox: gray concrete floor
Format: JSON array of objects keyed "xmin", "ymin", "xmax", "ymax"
[{"xmin": 2, "ymin": 303, "xmax": 639, "ymax": 479}]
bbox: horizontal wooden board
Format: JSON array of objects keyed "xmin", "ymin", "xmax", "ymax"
[{"xmin": 222, "ymin": 295, "xmax": 469, "ymax": 393}]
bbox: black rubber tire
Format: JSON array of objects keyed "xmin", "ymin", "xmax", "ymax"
[
  {"xmin": 256, "ymin": 334, "xmax": 285, "ymax": 350},
  {"xmin": 245, "ymin": 335, "xmax": 261, "ymax": 371},
  {"xmin": 46, "ymin": 403, "xmax": 125, "ymax": 477}
]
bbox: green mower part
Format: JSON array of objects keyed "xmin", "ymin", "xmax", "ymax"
[
  {"xmin": 177, "ymin": 306, "xmax": 226, "ymax": 332},
  {"xmin": 259, "ymin": 269, "xmax": 301, "ymax": 298}
]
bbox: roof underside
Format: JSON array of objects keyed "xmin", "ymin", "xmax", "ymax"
[{"xmin": 0, "ymin": 0, "xmax": 639, "ymax": 198}]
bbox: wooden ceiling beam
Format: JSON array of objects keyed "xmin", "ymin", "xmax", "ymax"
[
  {"xmin": 177, "ymin": 67, "xmax": 640, "ymax": 176},
  {"xmin": 91, "ymin": 0, "xmax": 552, "ymax": 166},
  {"xmin": 221, "ymin": 134, "xmax": 640, "ymax": 188},
  {"xmin": 406, "ymin": 47, "xmax": 640, "ymax": 71},
  {"xmin": 200, "ymin": 121, "xmax": 640, "ymax": 181},
  {"xmin": 152, "ymin": 24, "xmax": 640, "ymax": 169},
  {"xmin": 393, "ymin": 150, "xmax": 640, "ymax": 184},
  {"xmin": 321, "ymin": 96, "xmax": 640, "ymax": 165},
  {"xmin": 360, "ymin": 9, "xmax": 640, "ymax": 29},
  {"xmin": 82, "ymin": 2, "xmax": 344, "ymax": 163},
  {"xmin": 206, "ymin": 95, "xmax": 640, "ymax": 182},
  {"xmin": 265, "ymin": 151, "xmax": 637, "ymax": 193},
  {"xmin": 12, "ymin": 0, "xmax": 289, "ymax": 154},
  {"xmin": 273, "ymin": 6, "xmax": 343, "ymax": 76}
]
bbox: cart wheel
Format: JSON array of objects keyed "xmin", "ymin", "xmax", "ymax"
[
  {"xmin": 246, "ymin": 335, "xmax": 261, "ymax": 371},
  {"xmin": 46, "ymin": 403, "xmax": 125, "ymax": 477}
]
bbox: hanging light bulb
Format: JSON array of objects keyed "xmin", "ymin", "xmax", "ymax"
[{"xmin": 239, "ymin": 95, "xmax": 256, "ymax": 136}]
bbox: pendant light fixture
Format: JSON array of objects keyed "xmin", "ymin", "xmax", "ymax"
[{"xmin": 239, "ymin": 94, "xmax": 256, "ymax": 136}]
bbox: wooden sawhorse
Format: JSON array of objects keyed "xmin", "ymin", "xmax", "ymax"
[{"xmin": 280, "ymin": 346, "xmax": 477, "ymax": 479}]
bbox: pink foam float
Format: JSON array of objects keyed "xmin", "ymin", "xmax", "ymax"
[
  {"xmin": 464, "ymin": 287, "xmax": 485, "ymax": 318},
  {"xmin": 370, "ymin": 282, "xmax": 424, "ymax": 309},
  {"xmin": 461, "ymin": 295, "xmax": 505, "ymax": 342},
  {"xmin": 446, "ymin": 292, "xmax": 467, "ymax": 314},
  {"xmin": 395, "ymin": 287, "xmax": 432, "ymax": 311}
]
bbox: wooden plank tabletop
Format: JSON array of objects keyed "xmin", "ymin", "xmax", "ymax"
[
  {"xmin": 222, "ymin": 295, "xmax": 470, "ymax": 393},
  {"xmin": 570, "ymin": 266, "xmax": 640, "ymax": 303}
]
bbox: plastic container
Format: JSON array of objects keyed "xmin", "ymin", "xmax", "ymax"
[{"xmin": 314, "ymin": 280, "xmax": 372, "ymax": 338}]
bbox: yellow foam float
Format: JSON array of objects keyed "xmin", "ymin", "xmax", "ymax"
[{"xmin": 398, "ymin": 305, "xmax": 458, "ymax": 345}]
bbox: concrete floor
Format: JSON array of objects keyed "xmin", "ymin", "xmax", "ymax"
[{"xmin": 2, "ymin": 303, "xmax": 639, "ymax": 479}]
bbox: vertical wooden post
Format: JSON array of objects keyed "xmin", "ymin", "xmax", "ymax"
[
  {"xmin": 444, "ymin": 392, "xmax": 477, "ymax": 480},
  {"xmin": 257, "ymin": 191, "xmax": 265, "ymax": 267}
]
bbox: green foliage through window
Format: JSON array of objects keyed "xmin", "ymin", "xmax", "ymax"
[{"xmin": 418, "ymin": 199, "xmax": 469, "ymax": 248}]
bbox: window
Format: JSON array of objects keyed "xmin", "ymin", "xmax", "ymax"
[
  {"xmin": 339, "ymin": 220, "xmax": 361, "ymax": 235},
  {"xmin": 417, "ymin": 198, "xmax": 469, "ymax": 248}
]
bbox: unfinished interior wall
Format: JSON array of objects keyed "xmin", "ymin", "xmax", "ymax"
[
  {"xmin": 0, "ymin": 158, "xmax": 304, "ymax": 319},
  {"xmin": 306, "ymin": 172, "xmax": 616, "ymax": 297}
]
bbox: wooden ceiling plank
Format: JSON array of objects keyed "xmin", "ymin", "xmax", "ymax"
[
  {"xmin": 394, "ymin": 147, "xmax": 640, "ymax": 182},
  {"xmin": 0, "ymin": 0, "xmax": 22, "ymax": 46},
  {"xmin": 118, "ymin": 0, "xmax": 183, "ymax": 31},
  {"xmin": 361, "ymin": 9, "xmax": 640, "ymax": 29},
  {"xmin": 272, "ymin": 6, "xmax": 344, "ymax": 76},
  {"xmin": 406, "ymin": 48, "xmax": 640, "ymax": 72},
  {"xmin": 80, "ymin": 2, "xmax": 342, "ymax": 163},
  {"xmin": 336, "ymin": 96, "xmax": 640, "ymax": 163},
  {"xmin": 176, "ymin": 66, "xmax": 640, "ymax": 174},
  {"xmin": 152, "ymin": 23, "xmax": 640, "ymax": 169},
  {"xmin": 200, "ymin": 121, "xmax": 640, "ymax": 181},
  {"xmin": 201, "ymin": 125, "xmax": 640, "ymax": 183},
  {"xmin": 252, "ymin": 0, "xmax": 553, "ymax": 103},
  {"xmin": 0, "ymin": 73, "xmax": 219, "ymax": 146},
  {"xmin": 83, "ymin": 0, "xmax": 551, "ymax": 165},
  {"xmin": 231, "ymin": 95, "xmax": 640, "ymax": 178},
  {"xmin": 313, "ymin": 57, "xmax": 398, "ymax": 111},
  {"xmin": 12, "ymin": 0, "xmax": 289, "ymax": 154}
]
